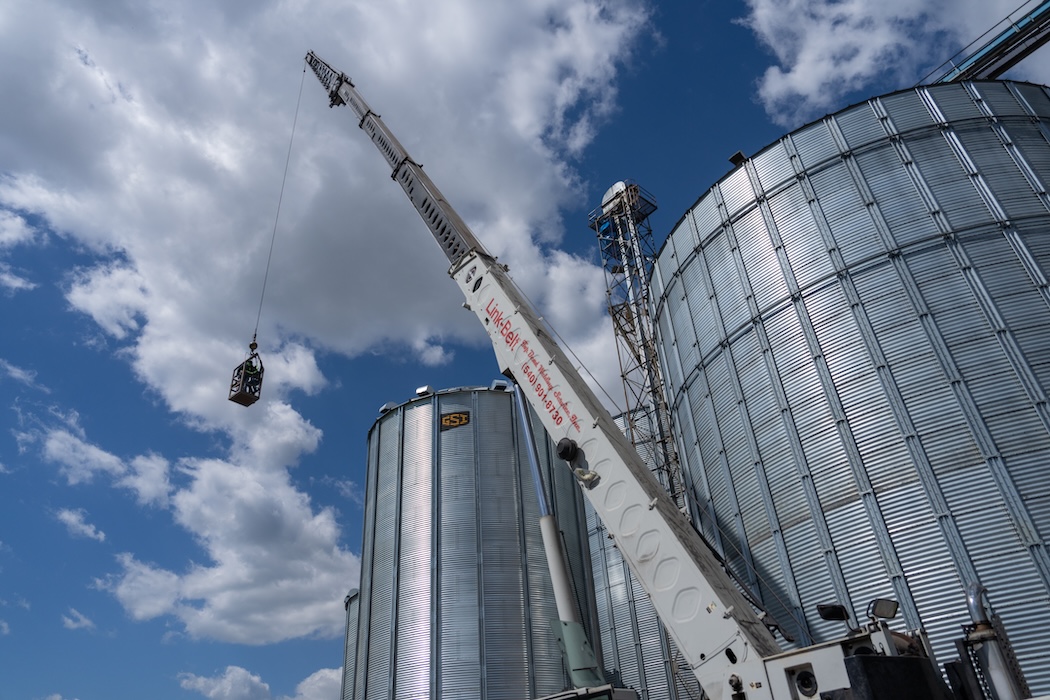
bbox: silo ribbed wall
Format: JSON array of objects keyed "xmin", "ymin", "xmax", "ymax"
[
  {"xmin": 340, "ymin": 590, "xmax": 359, "ymax": 700},
  {"xmin": 650, "ymin": 80, "xmax": 1050, "ymax": 692},
  {"xmin": 351, "ymin": 386, "xmax": 595, "ymax": 700}
]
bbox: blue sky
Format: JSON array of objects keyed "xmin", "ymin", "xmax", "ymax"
[{"xmin": 2, "ymin": 1, "xmax": 1049, "ymax": 699}]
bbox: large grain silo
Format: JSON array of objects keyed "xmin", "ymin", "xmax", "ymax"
[
  {"xmin": 348, "ymin": 384, "xmax": 598, "ymax": 700},
  {"xmin": 649, "ymin": 80, "xmax": 1050, "ymax": 693}
]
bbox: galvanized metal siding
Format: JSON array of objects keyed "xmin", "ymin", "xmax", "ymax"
[
  {"xmin": 367, "ymin": 408, "xmax": 400, "ymax": 700},
  {"xmin": 476, "ymin": 390, "xmax": 532, "ymax": 700},
  {"xmin": 395, "ymin": 403, "xmax": 432, "ymax": 699},
  {"xmin": 437, "ymin": 392, "xmax": 479, "ymax": 700},
  {"xmin": 353, "ymin": 428, "xmax": 381, "ymax": 700},
  {"xmin": 341, "ymin": 592, "xmax": 359, "ymax": 700},
  {"xmin": 652, "ymin": 80, "xmax": 1050, "ymax": 692},
  {"xmin": 355, "ymin": 388, "xmax": 594, "ymax": 700}
]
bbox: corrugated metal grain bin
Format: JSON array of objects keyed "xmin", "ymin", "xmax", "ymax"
[
  {"xmin": 349, "ymin": 385, "xmax": 597, "ymax": 700},
  {"xmin": 651, "ymin": 80, "xmax": 1050, "ymax": 693},
  {"xmin": 341, "ymin": 589, "xmax": 359, "ymax": 700}
]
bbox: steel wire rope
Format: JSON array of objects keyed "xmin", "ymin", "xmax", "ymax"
[{"xmin": 250, "ymin": 61, "xmax": 308, "ymax": 347}]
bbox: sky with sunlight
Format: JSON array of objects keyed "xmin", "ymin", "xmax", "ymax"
[{"xmin": 2, "ymin": 1, "xmax": 1050, "ymax": 699}]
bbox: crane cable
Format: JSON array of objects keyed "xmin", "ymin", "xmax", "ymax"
[{"xmin": 250, "ymin": 61, "xmax": 308, "ymax": 348}]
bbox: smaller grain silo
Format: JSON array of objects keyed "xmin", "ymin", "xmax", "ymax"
[
  {"xmin": 340, "ymin": 589, "xmax": 359, "ymax": 700},
  {"xmin": 349, "ymin": 383, "xmax": 598, "ymax": 700}
]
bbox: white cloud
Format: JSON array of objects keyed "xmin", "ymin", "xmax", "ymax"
[
  {"xmin": 179, "ymin": 666, "xmax": 340, "ymax": 700},
  {"xmin": 180, "ymin": 667, "xmax": 271, "ymax": 700},
  {"xmin": 325, "ymin": 477, "xmax": 365, "ymax": 508},
  {"xmin": 0, "ymin": 0, "xmax": 650, "ymax": 653},
  {"xmin": 0, "ymin": 358, "xmax": 45, "ymax": 390},
  {"xmin": 0, "ymin": 209, "xmax": 39, "ymax": 291},
  {"xmin": 0, "ymin": 265, "xmax": 36, "ymax": 291},
  {"xmin": 741, "ymin": 0, "xmax": 1050, "ymax": 126},
  {"xmin": 66, "ymin": 262, "xmax": 149, "ymax": 340},
  {"xmin": 118, "ymin": 453, "xmax": 172, "ymax": 508},
  {"xmin": 0, "ymin": 0, "xmax": 650, "ymax": 423},
  {"xmin": 56, "ymin": 508, "xmax": 106, "ymax": 542},
  {"xmin": 32, "ymin": 423, "xmax": 167, "ymax": 509},
  {"xmin": 42, "ymin": 430, "xmax": 126, "ymax": 485},
  {"xmin": 97, "ymin": 458, "xmax": 359, "ymax": 645},
  {"xmin": 0, "ymin": 209, "xmax": 36, "ymax": 247},
  {"xmin": 61, "ymin": 607, "xmax": 96, "ymax": 630},
  {"xmin": 279, "ymin": 668, "xmax": 341, "ymax": 700},
  {"xmin": 0, "ymin": 619, "xmax": 9, "ymax": 635},
  {"xmin": 100, "ymin": 553, "xmax": 181, "ymax": 621}
]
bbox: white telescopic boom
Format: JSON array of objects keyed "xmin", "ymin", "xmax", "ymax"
[{"xmin": 305, "ymin": 51, "xmax": 780, "ymax": 700}]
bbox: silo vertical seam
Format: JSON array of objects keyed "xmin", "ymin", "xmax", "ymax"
[
  {"xmin": 741, "ymin": 156, "xmax": 834, "ymax": 646},
  {"xmin": 686, "ymin": 205, "xmax": 741, "ymax": 561},
  {"xmin": 656, "ymin": 616, "xmax": 678, "ymax": 700},
  {"xmin": 865, "ymin": 94, "xmax": 983, "ymax": 589},
  {"xmin": 717, "ymin": 176, "xmax": 810, "ymax": 643},
  {"xmin": 430, "ymin": 395, "xmax": 441, "ymax": 700},
  {"xmin": 388, "ymin": 405, "xmax": 404, "ymax": 700},
  {"xmin": 956, "ymin": 86, "xmax": 1050, "ymax": 312},
  {"xmin": 511, "ymin": 392, "xmax": 538, "ymax": 698},
  {"xmin": 675, "ymin": 387, "xmax": 719, "ymax": 546},
  {"xmin": 668, "ymin": 233, "xmax": 697, "ymax": 391},
  {"xmin": 917, "ymin": 87, "xmax": 1050, "ymax": 589},
  {"xmin": 678, "ymin": 212, "xmax": 722, "ymax": 551},
  {"xmin": 965, "ymin": 82, "xmax": 1050, "ymax": 211},
  {"xmin": 591, "ymin": 511, "xmax": 621, "ymax": 682},
  {"xmin": 695, "ymin": 182, "xmax": 761, "ymax": 594},
  {"xmin": 624, "ymin": 555, "xmax": 649, "ymax": 700},
  {"xmin": 356, "ymin": 422, "xmax": 382, "ymax": 700},
  {"xmin": 342, "ymin": 593, "xmax": 358, "ymax": 700},
  {"xmin": 1006, "ymin": 81, "xmax": 1050, "ymax": 148},
  {"xmin": 759, "ymin": 131, "xmax": 861, "ymax": 622},
  {"xmin": 797, "ymin": 114, "xmax": 926, "ymax": 627},
  {"xmin": 650, "ymin": 257, "xmax": 694, "ymax": 519},
  {"xmin": 473, "ymin": 391, "xmax": 487, "ymax": 700}
]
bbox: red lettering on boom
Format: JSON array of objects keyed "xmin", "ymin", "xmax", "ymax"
[
  {"xmin": 485, "ymin": 298, "xmax": 521, "ymax": 351},
  {"xmin": 486, "ymin": 300, "xmax": 579, "ymax": 434}
]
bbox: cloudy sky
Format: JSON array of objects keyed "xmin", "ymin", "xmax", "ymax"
[{"xmin": 2, "ymin": 1, "xmax": 1049, "ymax": 699}]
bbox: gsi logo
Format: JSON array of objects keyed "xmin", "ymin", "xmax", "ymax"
[{"xmin": 440, "ymin": 411, "xmax": 470, "ymax": 431}]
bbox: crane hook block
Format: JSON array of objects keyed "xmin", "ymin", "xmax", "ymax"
[{"xmin": 229, "ymin": 350, "xmax": 264, "ymax": 407}]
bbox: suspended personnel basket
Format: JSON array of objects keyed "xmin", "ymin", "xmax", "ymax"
[{"xmin": 229, "ymin": 342, "xmax": 264, "ymax": 407}]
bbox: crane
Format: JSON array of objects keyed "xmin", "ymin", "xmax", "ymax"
[{"xmin": 303, "ymin": 52, "xmax": 988, "ymax": 700}]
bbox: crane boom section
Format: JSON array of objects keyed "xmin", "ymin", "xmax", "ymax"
[
  {"xmin": 305, "ymin": 51, "xmax": 780, "ymax": 700},
  {"xmin": 305, "ymin": 52, "xmax": 484, "ymax": 267}
]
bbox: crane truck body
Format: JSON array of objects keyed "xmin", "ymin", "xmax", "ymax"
[{"xmin": 303, "ymin": 52, "xmax": 1001, "ymax": 700}]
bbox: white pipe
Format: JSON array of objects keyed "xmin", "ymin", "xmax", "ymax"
[{"xmin": 540, "ymin": 514, "xmax": 580, "ymax": 624}]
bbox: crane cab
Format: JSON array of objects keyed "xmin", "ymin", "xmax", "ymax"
[{"xmin": 229, "ymin": 350, "xmax": 264, "ymax": 406}]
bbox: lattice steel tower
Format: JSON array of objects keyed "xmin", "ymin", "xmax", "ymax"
[{"xmin": 589, "ymin": 181, "xmax": 684, "ymax": 509}]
